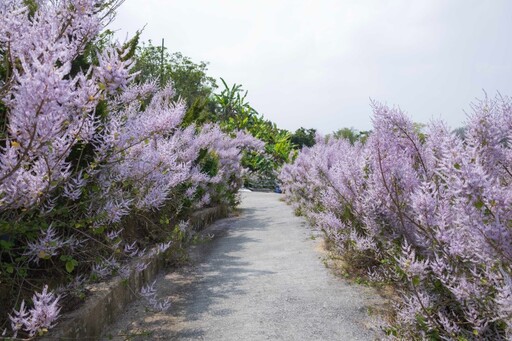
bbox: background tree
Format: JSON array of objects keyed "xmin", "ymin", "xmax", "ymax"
[
  {"xmin": 290, "ymin": 127, "xmax": 317, "ymax": 149},
  {"xmin": 131, "ymin": 41, "xmax": 218, "ymax": 126},
  {"xmin": 132, "ymin": 42, "xmax": 293, "ymax": 188},
  {"xmin": 132, "ymin": 41, "xmax": 217, "ymax": 105},
  {"xmin": 330, "ymin": 127, "xmax": 370, "ymax": 144},
  {"xmin": 213, "ymin": 80, "xmax": 293, "ymax": 188},
  {"xmin": 453, "ymin": 126, "xmax": 467, "ymax": 140},
  {"xmin": 331, "ymin": 127, "xmax": 359, "ymax": 144}
]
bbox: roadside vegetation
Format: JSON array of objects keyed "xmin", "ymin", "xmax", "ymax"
[
  {"xmin": 0, "ymin": 0, "xmax": 299, "ymax": 338},
  {"xmin": 280, "ymin": 98, "xmax": 512, "ymax": 339},
  {"xmin": 3, "ymin": 1, "xmax": 505, "ymax": 340}
]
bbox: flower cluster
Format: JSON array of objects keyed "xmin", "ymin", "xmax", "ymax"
[
  {"xmin": 9, "ymin": 286, "xmax": 61, "ymax": 338},
  {"xmin": 140, "ymin": 280, "xmax": 171, "ymax": 312},
  {"xmin": 0, "ymin": 0, "xmax": 101, "ymax": 210},
  {"xmin": 280, "ymin": 95, "xmax": 512, "ymax": 339},
  {"xmin": 0, "ymin": 0, "xmax": 264, "ymax": 337}
]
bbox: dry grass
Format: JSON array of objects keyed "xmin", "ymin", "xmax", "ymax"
[{"xmin": 315, "ymin": 237, "xmax": 398, "ymax": 325}]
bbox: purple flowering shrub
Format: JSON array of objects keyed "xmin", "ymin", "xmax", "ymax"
[
  {"xmin": 280, "ymin": 96, "xmax": 512, "ymax": 339},
  {"xmin": 0, "ymin": 0, "xmax": 262, "ymax": 337}
]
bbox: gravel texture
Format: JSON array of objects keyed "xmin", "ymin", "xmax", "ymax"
[{"xmin": 103, "ymin": 192, "xmax": 383, "ymax": 340}]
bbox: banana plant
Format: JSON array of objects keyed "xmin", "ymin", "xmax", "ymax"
[{"xmin": 213, "ymin": 79, "xmax": 293, "ymax": 188}]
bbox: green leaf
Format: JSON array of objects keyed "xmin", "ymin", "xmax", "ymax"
[
  {"xmin": 65, "ymin": 260, "xmax": 76, "ymax": 273},
  {"xmin": 6, "ymin": 264, "xmax": 14, "ymax": 274},
  {"xmin": 412, "ymin": 275, "xmax": 420, "ymax": 286},
  {"xmin": 0, "ymin": 239, "xmax": 13, "ymax": 250},
  {"xmin": 474, "ymin": 200, "xmax": 484, "ymax": 209},
  {"xmin": 93, "ymin": 226, "xmax": 105, "ymax": 234},
  {"xmin": 416, "ymin": 314, "xmax": 428, "ymax": 329}
]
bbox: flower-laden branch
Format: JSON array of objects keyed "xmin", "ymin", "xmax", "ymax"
[
  {"xmin": 0, "ymin": 0, "xmax": 265, "ymax": 338},
  {"xmin": 280, "ymin": 95, "xmax": 512, "ymax": 339}
]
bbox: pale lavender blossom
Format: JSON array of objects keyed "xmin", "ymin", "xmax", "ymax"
[
  {"xmin": 0, "ymin": 0, "xmax": 263, "ymax": 336},
  {"xmin": 396, "ymin": 242, "xmax": 429, "ymax": 280},
  {"xmin": 178, "ymin": 220, "xmax": 189, "ymax": 233},
  {"xmin": 9, "ymin": 286, "xmax": 61, "ymax": 337},
  {"xmin": 91, "ymin": 256, "xmax": 120, "ymax": 280},
  {"xmin": 156, "ymin": 241, "xmax": 172, "ymax": 254},
  {"xmin": 140, "ymin": 281, "xmax": 171, "ymax": 312},
  {"xmin": 152, "ymin": 298, "xmax": 172, "ymax": 312},
  {"xmin": 279, "ymin": 96, "xmax": 512, "ymax": 338},
  {"xmin": 136, "ymin": 261, "xmax": 149, "ymax": 272},
  {"xmin": 140, "ymin": 280, "xmax": 157, "ymax": 299},
  {"xmin": 106, "ymin": 229, "xmax": 124, "ymax": 240},
  {"xmin": 102, "ymin": 199, "xmax": 132, "ymax": 224},
  {"xmin": 55, "ymin": 275, "xmax": 87, "ymax": 297},
  {"xmin": 118, "ymin": 265, "xmax": 131, "ymax": 279},
  {"xmin": 9, "ymin": 300, "xmax": 29, "ymax": 338},
  {"xmin": 25, "ymin": 285, "xmax": 61, "ymax": 336},
  {"xmin": 95, "ymin": 46, "xmax": 135, "ymax": 94},
  {"xmin": 199, "ymin": 193, "xmax": 211, "ymax": 207},
  {"xmin": 0, "ymin": 0, "xmax": 103, "ymax": 209},
  {"xmin": 91, "ymin": 262, "xmax": 112, "ymax": 280},
  {"xmin": 185, "ymin": 186, "xmax": 197, "ymax": 198},
  {"xmin": 63, "ymin": 172, "xmax": 87, "ymax": 201},
  {"xmin": 124, "ymin": 241, "xmax": 139, "ymax": 257},
  {"xmin": 24, "ymin": 226, "xmax": 67, "ymax": 264}
]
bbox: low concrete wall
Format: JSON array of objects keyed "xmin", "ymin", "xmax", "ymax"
[
  {"xmin": 42, "ymin": 205, "xmax": 229, "ymax": 341},
  {"xmin": 189, "ymin": 205, "xmax": 229, "ymax": 232}
]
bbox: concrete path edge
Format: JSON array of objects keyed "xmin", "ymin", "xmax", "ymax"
[{"xmin": 42, "ymin": 205, "xmax": 229, "ymax": 341}]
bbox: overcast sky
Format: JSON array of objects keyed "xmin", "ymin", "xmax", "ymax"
[{"xmin": 112, "ymin": 1, "xmax": 512, "ymax": 133}]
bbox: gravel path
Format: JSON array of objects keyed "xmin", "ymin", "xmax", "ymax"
[{"xmin": 104, "ymin": 192, "xmax": 382, "ymax": 340}]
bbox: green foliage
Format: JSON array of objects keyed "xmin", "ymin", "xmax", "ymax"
[
  {"xmin": 60, "ymin": 255, "xmax": 79, "ymax": 273},
  {"xmin": 197, "ymin": 149, "xmax": 219, "ymax": 177},
  {"xmin": 213, "ymin": 79, "xmax": 293, "ymax": 187},
  {"xmin": 132, "ymin": 42, "xmax": 292, "ymax": 188},
  {"xmin": 22, "ymin": 0, "xmax": 38, "ymax": 17},
  {"xmin": 453, "ymin": 127, "xmax": 467, "ymax": 140},
  {"xmin": 290, "ymin": 127, "xmax": 316, "ymax": 149},
  {"xmin": 214, "ymin": 78, "xmax": 253, "ymax": 120},
  {"xmin": 331, "ymin": 127, "xmax": 358, "ymax": 144},
  {"xmin": 181, "ymin": 96, "xmax": 218, "ymax": 127},
  {"xmin": 330, "ymin": 127, "xmax": 370, "ymax": 145},
  {"xmin": 413, "ymin": 122, "xmax": 427, "ymax": 143},
  {"xmin": 132, "ymin": 41, "xmax": 217, "ymax": 108}
]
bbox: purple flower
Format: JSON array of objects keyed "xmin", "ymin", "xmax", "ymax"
[
  {"xmin": 157, "ymin": 241, "xmax": 172, "ymax": 254},
  {"xmin": 24, "ymin": 226, "xmax": 67, "ymax": 264},
  {"xmin": 279, "ymin": 96, "xmax": 512, "ymax": 338},
  {"xmin": 140, "ymin": 281, "xmax": 171, "ymax": 312},
  {"xmin": 124, "ymin": 241, "xmax": 139, "ymax": 257},
  {"xmin": 9, "ymin": 286, "xmax": 61, "ymax": 337},
  {"xmin": 136, "ymin": 261, "xmax": 149, "ymax": 272}
]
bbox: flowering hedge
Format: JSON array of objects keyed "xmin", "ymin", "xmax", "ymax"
[
  {"xmin": 280, "ymin": 97, "xmax": 512, "ymax": 339},
  {"xmin": 0, "ymin": 0, "xmax": 263, "ymax": 337}
]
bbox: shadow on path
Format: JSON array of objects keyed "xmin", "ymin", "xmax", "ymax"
[{"xmin": 104, "ymin": 193, "xmax": 379, "ymax": 341}]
